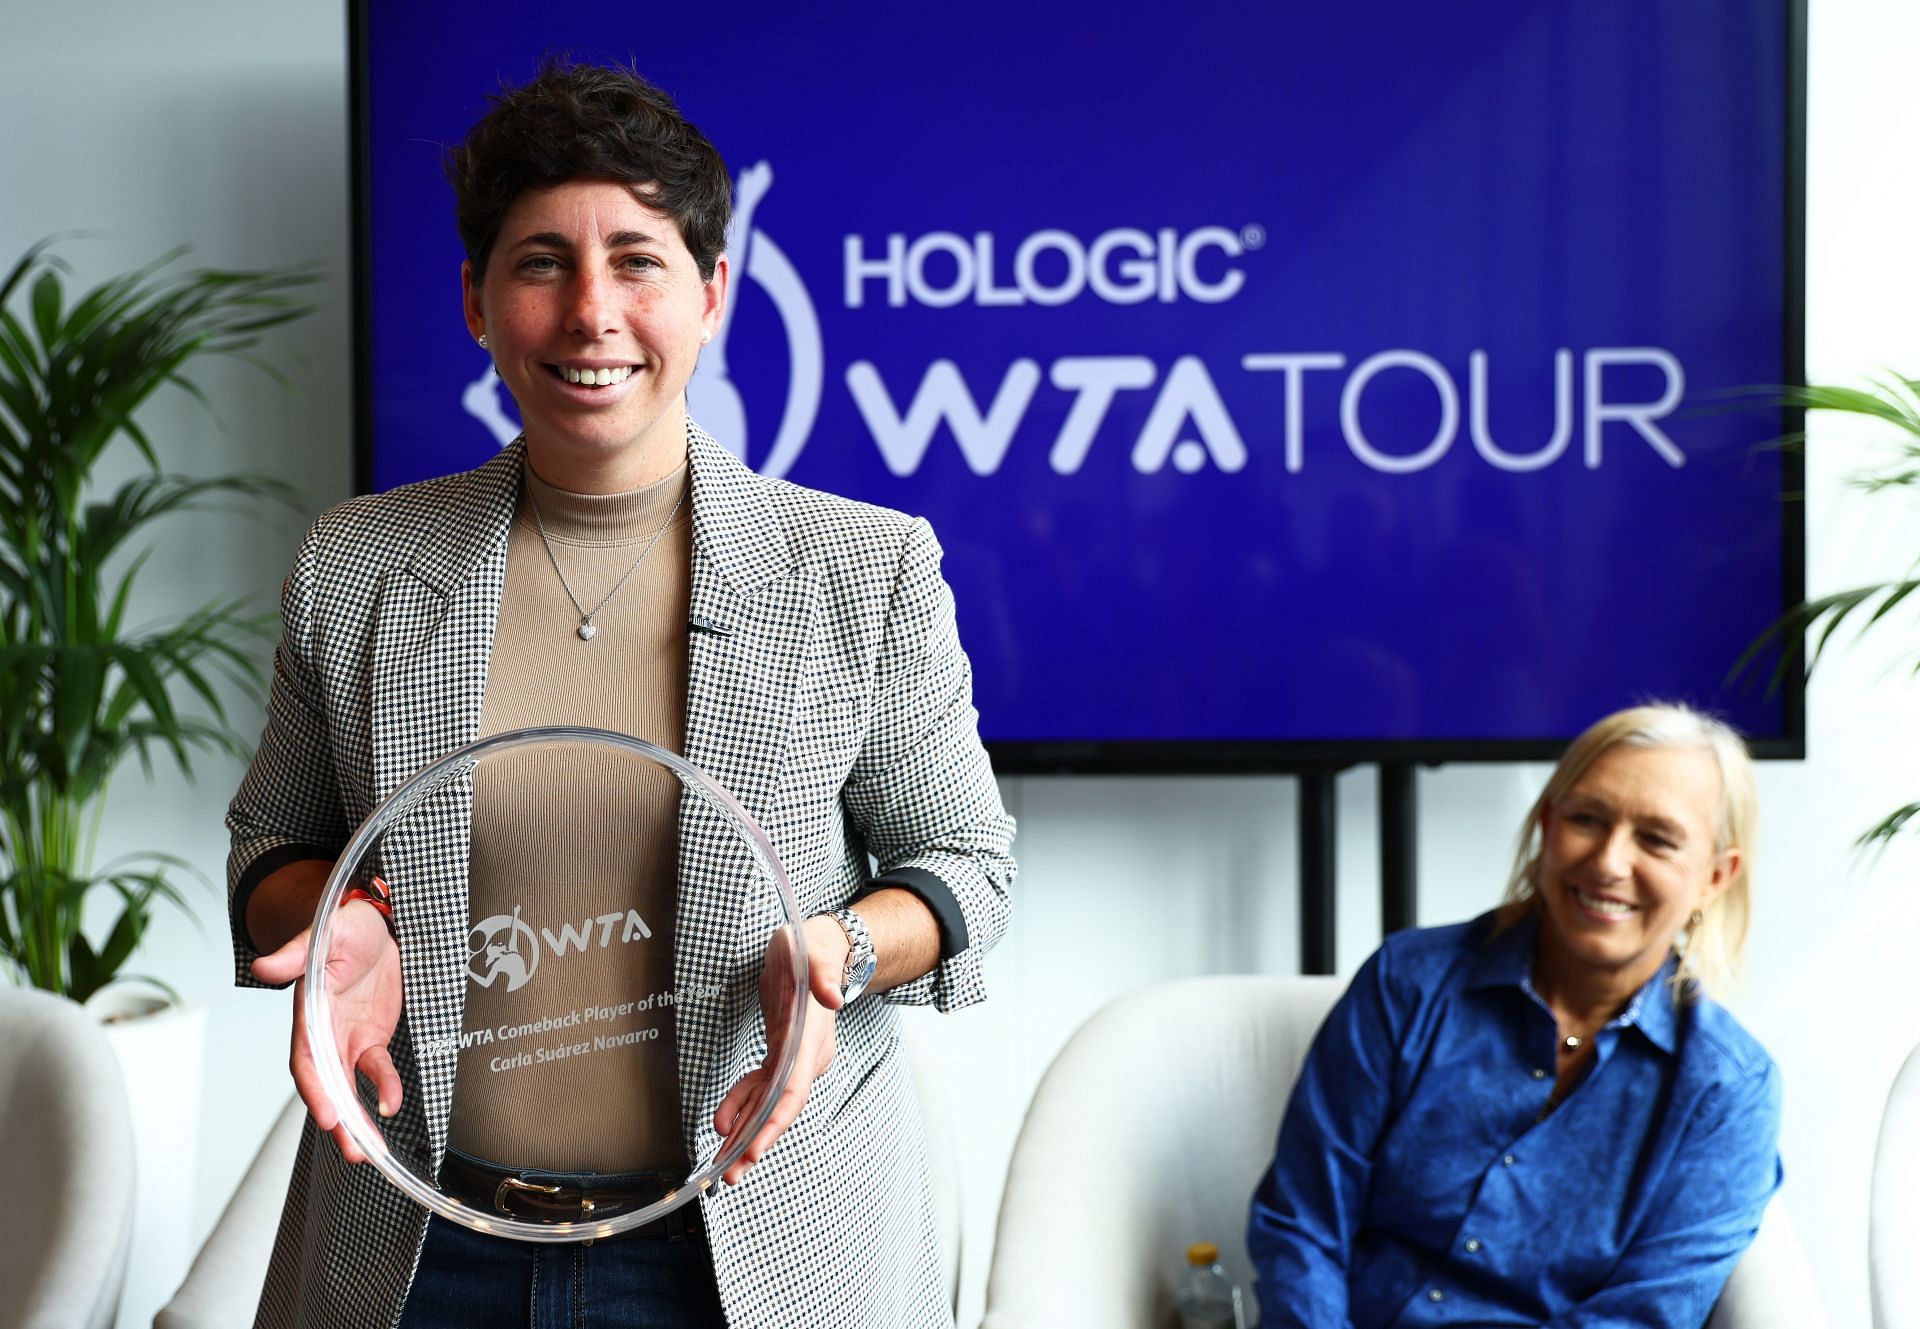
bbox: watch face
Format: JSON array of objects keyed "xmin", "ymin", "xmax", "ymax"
[{"xmin": 844, "ymin": 950, "xmax": 878, "ymax": 1002}]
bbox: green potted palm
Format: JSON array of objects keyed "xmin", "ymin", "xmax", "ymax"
[
  {"xmin": 1740, "ymin": 377, "xmax": 1920, "ymax": 846},
  {"xmin": 0, "ymin": 239, "xmax": 313, "ymax": 1006}
]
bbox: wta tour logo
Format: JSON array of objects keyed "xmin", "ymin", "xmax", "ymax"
[
  {"xmin": 465, "ymin": 903, "xmax": 657, "ymax": 992},
  {"xmin": 466, "ymin": 907, "xmax": 541, "ymax": 991},
  {"xmin": 459, "ymin": 160, "xmax": 824, "ymax": 480},
  {"xmin": 453, "ymin": 170, "xmax": 1690, "ymax": 480}
]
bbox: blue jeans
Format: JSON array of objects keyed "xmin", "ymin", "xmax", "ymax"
[{"xmin": 398, "ymin": 1199, "xmax": 727, "ymax": 1329}]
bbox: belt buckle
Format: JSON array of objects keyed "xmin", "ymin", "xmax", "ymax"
[{"xmin": 494, "ymin": 1174, "xmax": 565, "ymax": 1218}]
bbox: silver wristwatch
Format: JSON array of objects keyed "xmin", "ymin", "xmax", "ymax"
[{"xmin": 824, "ymin": 907, "xmax": 877, "ymax": 1002}]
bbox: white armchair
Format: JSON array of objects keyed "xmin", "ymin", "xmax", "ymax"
[
  {"xmin": 1871, "ymin": 1043, "xmax": 1920, "ymax": 1329},
  {"xmin": 1706, "ymin": 1199, "xmax": 1825, "ymax": 1329},
  {"xmin": 157, "ymin": 1024, "xmax": 963, "ymax": 1326},
  {"xmin": 983, "ymin": 975, "xmax": 1824, "ymax": 1329},
  {"xmin": 153, "ymin": 1096, "xmax": 304, "ymax": 1329},
  {"xmin": 0, "ymin": 987, "xmax": 135, "ymax": 1329}
]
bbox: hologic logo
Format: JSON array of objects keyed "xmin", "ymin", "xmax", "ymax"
[
  {"xmin": 464, "ymin": 904, "xmax": 653, "ymax": 992},
  {"xmin": 843, "ymin": 225, "xmax": 1261, "ymax": 309},
  {"xmin": 686, "ymin": 161, "xmax": 822, "ymax": 479},
  {"xmin": 462, "ymin": 160, "xmax": 825, "ymax": 481},
  {"xmin": 454, "ymin": 174, "xmax": 1692, "ymax": 485}
]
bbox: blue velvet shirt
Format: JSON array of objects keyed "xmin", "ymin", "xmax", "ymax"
[{"xmin": 1247, "ymin": 913, "xmax": 1781, "ymax": 1328}]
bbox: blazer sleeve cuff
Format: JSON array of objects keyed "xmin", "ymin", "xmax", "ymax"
[
  {"xmin": 856, "ymin": 864, "xmax": 970, "ymax": 961},
  {"xmin": 230, "ymin": 841, "xmax": 337, "ymax": 989}
]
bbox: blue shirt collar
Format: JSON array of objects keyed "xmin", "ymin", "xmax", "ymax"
[{"xmin": 1466, "ymin": 908, "xmax": 1680, "ymax": 1055}]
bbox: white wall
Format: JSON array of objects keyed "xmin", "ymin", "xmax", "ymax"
[
  {"xmin": 4, "ymin": 3, "xmax": 1915, "ymax": 1328},
  {"xmin": 0, "ymin": 0, "xmax": 354, "ymax": 1292}
]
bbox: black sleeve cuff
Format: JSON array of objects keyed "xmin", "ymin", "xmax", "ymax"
[
  {"xmin": 232, "ymin": 842, "xmax": 338, "ymax": 948},
  {"xmin": 856, "ymin": 866, "xmax": 969, "ymax": 961}
]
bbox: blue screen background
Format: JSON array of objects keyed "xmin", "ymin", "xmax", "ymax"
[{"xmin": 363, "ymin": 1, "xmax": 1793, "ymax": 750}]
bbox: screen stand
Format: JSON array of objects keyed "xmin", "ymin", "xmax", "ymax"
[
  {"xmin": 1380, "ymin": 762, "xmax": 1417, "ymax": 936},
  {"xmin": 1298, "ymin": 771, "xmax": 1337, "ymax": 974},
  {"xmin": 1299, "ymin": 763, "xmax": 1420, "ymax": 975}
]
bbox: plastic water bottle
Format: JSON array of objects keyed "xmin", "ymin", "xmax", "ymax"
[{"xmin": 1176, "ymin": 1241, "xmax": 1246, "ymax": 1329}]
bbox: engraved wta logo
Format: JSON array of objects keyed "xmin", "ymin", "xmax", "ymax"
[
  {"xmin": 461, "ymin": 160, "xmax": 823, "ymax": 479},
  {"xmin": 466, "ymin": 908, "xmax": 540, "ymax": 992}
]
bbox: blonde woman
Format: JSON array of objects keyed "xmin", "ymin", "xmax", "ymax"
[{"xmin": 1248, "ymin": 704, "xmax": 1779, "ymax": 1328}]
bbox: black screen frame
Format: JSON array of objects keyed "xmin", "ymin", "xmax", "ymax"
[{"xmin": 346, "ymin": 0, "xmax": 1808, "ymax": 773}]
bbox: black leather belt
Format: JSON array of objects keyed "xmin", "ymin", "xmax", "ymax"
[{"xmin": 437, "ymin": 1150, "xmax": 692, "ymax": 1233}]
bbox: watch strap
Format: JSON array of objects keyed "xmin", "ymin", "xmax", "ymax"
[
  {"xmin": 825, "ymin": 907, "xmax": 877, "ymax": 1002},
  {"xmin": 340, "ymin": 874, "xmax": 397, "ymax": 941}
]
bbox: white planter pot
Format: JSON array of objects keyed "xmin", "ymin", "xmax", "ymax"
[{"xmin": 93, "ymin": 993, "xmax": 207, "ymax": 1329}]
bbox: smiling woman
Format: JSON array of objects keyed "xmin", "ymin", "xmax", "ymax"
[
  {"xmin": 225, "ymin": 57, "xmax": 1014, "ymax": 1329},
  {"xmin": 459, "ymin": 179, "xmax": 726, "ymax": 494},
  {"xmin": 1501, "ymin": 704, "xmax": 1757, "ymax": 1002},
  {"xmin": 1248, "ymin": 703, "xmax": 1780, "ymax": 1329}
]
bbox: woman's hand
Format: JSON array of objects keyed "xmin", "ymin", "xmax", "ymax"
[
  {"xmin": 252, "ymin": 900, "xmax": 404, "ymax": 1165},
  {"xmin": 713, "ymin": 915, "xmax": 851, "ymax": 1185}
]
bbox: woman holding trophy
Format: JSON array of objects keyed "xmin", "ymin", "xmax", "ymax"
[{"xmin": 226, "ymin": 60, "xmax": 1015, "ymax": 1329}]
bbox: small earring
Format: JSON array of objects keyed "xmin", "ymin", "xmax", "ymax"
[
  {"xmin": 1689, "ymin": 909, "xmax": 1703, "ymax": 929},
  {"xmin": 477, "ymin": 333, "xmax": 490, "ymax": 349},
  {"xmin": 700, "ymin": 330, "xmax": 711, "ymax": 345}
]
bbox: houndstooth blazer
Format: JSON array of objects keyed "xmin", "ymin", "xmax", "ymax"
[{"xmin": 225, "ymin": 423, "xmax": 1016, "ymax": 1329}]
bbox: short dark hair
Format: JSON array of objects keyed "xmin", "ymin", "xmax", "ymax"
[{"xmin": 445, "ymin": 59, "xmax": 732, "ymax": 282}]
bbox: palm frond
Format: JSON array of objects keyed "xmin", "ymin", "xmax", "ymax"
[
  {"xmin": 1742, "ymin": 373, "xmax": 1920, "ymax": 848},
  {"xmin": 1859, "ymin": 802, "xmax": 1920, "ymax": 851},
  {"xmin": 1730, "ymin": 580, "xmax": 1920, "ymax": 696},
  {"xmin": 0, "ymin": 238, "xmax": 316, "ymax": 999}
]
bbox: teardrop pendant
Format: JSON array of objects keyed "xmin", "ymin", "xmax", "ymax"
[{"xmin": 577, "ymin": 621, "xmax": 598, "ymax": 641}]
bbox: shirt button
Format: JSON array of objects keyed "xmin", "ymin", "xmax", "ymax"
[
  {"xmin": 1531, "ymin": 1068, "xmax": 1548, "ymax": 1080},
  {"xmin": 1502, "ymin": 1154, "xmax": 1516, "ymax": 1167},
  {"xmin": 1428, "ymin": 1288, "xmax": 1446, "ymax": 1302},
  {"xmin": 1464, "ymin": 1238, "xmax": 1482, "ymax": 1253}
]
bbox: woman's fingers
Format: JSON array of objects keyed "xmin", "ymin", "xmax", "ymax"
[
  {"xmin": 252, "ymin": 925, "xmax": 312, "ymax": 986},
  {"xmin": 715, "ymin": 1067, "xmax": 768, "ymax": 1137},
  {"xmin": 752, "ymin": 1081, "xmax": 809, "ymax": 1159},
  {"xmin": 716, "ymin": 966, "xmax": 842, "ymax": 1185},
  {"xmin": 722, "ymin": 1123, "xmax": 762, "ymax": 1186},
  {"xmin": 716, "ymin": 1068, "xmax": 783, "ymax": 1185},
  {"xmin": 309, "ymin": 1035, "xmax": 393, "ymax": 1166},
  {"xmin": 717, "ymin": 1049, "xmax": 827, "ymax": 1184},
  {"xmin": 357, "ymin": 1042, "xmax": 403, "ymax": 1119},
  {"xmin": 278, "ymin": 925, "xmax": 402, "ymax": 1168},
  {"xmin": 290, "ymin": 1033, "xmax": 363, "ymax": 1169},
  {"xmin": 807, "ymin": 959, "xmax": 845, "ymax": 1012},
  {"xmin": 332, "ymin": 1119, "xmax": 368, "ymax": 1166},
  {"xmin": 725, "ymin": 1082, "xmax": 804, "ymax": 1185},
  {"xmin": 285, "ymin": 982, "xmax": 334, "ymax": 1128}
]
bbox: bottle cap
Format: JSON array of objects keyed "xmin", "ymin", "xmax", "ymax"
[{"xmin": 1187, "ymin": 1241, "xmax": 1220, "ymax": 1266}]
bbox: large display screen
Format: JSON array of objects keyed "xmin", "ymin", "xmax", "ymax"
[{"xmin": 354, "ymin": 1, "xmax": 1805, "ymax": 768}]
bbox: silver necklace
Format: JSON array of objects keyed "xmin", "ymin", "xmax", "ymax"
[{"xmin": 525, "ymin": 480, "xmax": 687, "ymax": 641}]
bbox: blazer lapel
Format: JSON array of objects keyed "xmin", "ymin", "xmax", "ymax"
[
  {"xmin": 676, "ymin": 424, "xmax": 816, "ymax": 1156},
  {"xmin": 368, "ymin": 442, "xmax": 522, "ymax": 1157}
]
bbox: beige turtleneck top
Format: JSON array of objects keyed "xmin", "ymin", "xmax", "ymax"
[{"xmin": 447, "ymin": 461, "xmax": 693, "ymax": 1173}]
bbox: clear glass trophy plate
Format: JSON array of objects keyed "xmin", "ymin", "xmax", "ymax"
[{"xmin": 302, "ymin": 725, "xmax": 806, "ymax": 1241}]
